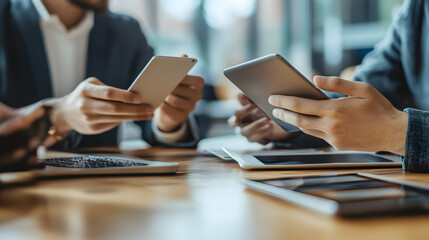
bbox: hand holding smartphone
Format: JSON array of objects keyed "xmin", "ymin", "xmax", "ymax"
[{"xmin": 128, "ymin": 56, "xmax": 197, "ymax": 109}]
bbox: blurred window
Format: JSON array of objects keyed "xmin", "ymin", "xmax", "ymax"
[{"xmin": 110, "ymin": 0, "xmax": 402, "ymax": 120}]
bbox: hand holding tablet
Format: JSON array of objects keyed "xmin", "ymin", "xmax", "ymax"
[{"xmin": 224, "ymin": 54, "xmax": 329, "ymax": 133}]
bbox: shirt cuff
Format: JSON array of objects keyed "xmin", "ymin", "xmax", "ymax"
[
  {"xmin": 402, "ymin": 108, "xmax": 429, "ymax": 172},
  {"xmin": 151, "ymin": 115, "xmax": 189, "ymax": 144}
]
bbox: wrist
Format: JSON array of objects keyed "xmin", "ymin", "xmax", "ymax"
[
  {"xmin": 385, "ymin": 110, "xmax": 408, "ymax": 156},
  {"xmin": 157, "ymin": 122, "xmax": 182, "ymax": 133},
  {"xmin": 42, "ymin": 98, "xmax": 72, "ymax": 135},
  {"xmin": 154, "ymin": 109, "xmax": 184, "ymax": 133}
]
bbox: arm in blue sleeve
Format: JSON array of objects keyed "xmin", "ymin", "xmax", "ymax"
[
  {"xmin": 402, "ymin": 108, "xmax": 429, "ymax": 172},
  {"xmin": 349, "ymin": 0, "xmax": 418, "ymax": 109}
]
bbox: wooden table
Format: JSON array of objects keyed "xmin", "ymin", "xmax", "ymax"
[{"xmin": 1, "ymin": 148, "xmax": 429, "ymax": 240}]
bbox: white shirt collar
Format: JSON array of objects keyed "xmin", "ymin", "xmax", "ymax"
[{"xmin": 32, "ymin": 0, "xmax": 94, "ymax": 35}]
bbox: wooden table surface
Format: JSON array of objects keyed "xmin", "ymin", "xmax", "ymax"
[{"xmin": 1, "ymin": 148, "xmax": 429, "ymax": 240}]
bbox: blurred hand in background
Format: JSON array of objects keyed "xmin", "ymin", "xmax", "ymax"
[
  {"xmin": 228, "ymin": 93, "xmax": 294, "ymax": 145},
  {"xmin": 0, "ymin": 103, "xmax": 45, "ymax": 170}
]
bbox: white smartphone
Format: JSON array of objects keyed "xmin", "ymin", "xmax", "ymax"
[
  {"xmin": 224, "ymin": 54, "xmax": 329, "ymax": 132},
  {"xmin": 128, "ymin": 56, "xmax": 197, "ymax": 108}
]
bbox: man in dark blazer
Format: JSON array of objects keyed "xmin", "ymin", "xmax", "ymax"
[{"xmin": 0, "ymin": 0, "xmax": 204, "ymax": 149}]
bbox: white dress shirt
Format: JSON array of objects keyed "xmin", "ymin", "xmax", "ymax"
[
  {"xmin": 32, "ymin": 0, "xmax": 92, "ymax": 98},
  {"xmin": 32, "ymin": 0, "xmax": 188, "ymax": 144}
]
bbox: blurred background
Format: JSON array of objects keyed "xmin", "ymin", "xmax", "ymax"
[{"xmin": 111, "ymin": 0, "xmax": 403, "ymax": 143}]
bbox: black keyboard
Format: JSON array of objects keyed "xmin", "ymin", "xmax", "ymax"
[{"xmin": 41, "ymin": 156, "xmax": 149, "ymax": 168}]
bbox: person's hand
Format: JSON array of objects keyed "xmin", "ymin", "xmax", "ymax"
[
  {"xmin": 0, "ymin": 103, "xmax": 45, "ymax": 167},
  {"xmin": 156, "ymin": 75, "xmax": 204, "ymax": 132},
  {"xmin": 269, "ymin": 76, "xmax": 408, "ymax": 155},
  {"xmin": 49, "ymin": 78, "xmax": 154, "ymax": 135},
  {"xmin": 228, "ymin": 93, "xmax": 294, "ymax": 145}
]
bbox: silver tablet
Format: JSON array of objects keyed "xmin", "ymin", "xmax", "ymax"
[
  {"xmin": 223, "ymin": 148, "xmax": 402, "ymax": 170},
  {"xmin": 129, "ymin": 56, "xmax": 197, "ymax": 109},
  {"xmin": 243, "ymin": 173, "xmax": 429, "ymax": 217},
  {"xmin": 224, "ymin": 54, "xmax": 328, "ymax": 132}
]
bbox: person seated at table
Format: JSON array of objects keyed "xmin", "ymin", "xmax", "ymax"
[
  {"xmin": 230, "ymin": 0, "xmax": 429, "ymax": 173},
  {"xmin": 0, "ymin": 0, "xmax": 204, "ymax": 150}
]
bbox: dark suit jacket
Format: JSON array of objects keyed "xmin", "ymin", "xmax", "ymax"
[{"xmin": 0, "ymin": 0, "xmax": 199, "ymax": 148}]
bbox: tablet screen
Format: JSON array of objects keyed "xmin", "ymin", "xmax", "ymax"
[
  {"xmin": 259, "ymin": 174, "xmax": 422, "ymax": 203},
  {"xmin": 255, "ymin": 154, "xmax": 393, "ymax": 165}
]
